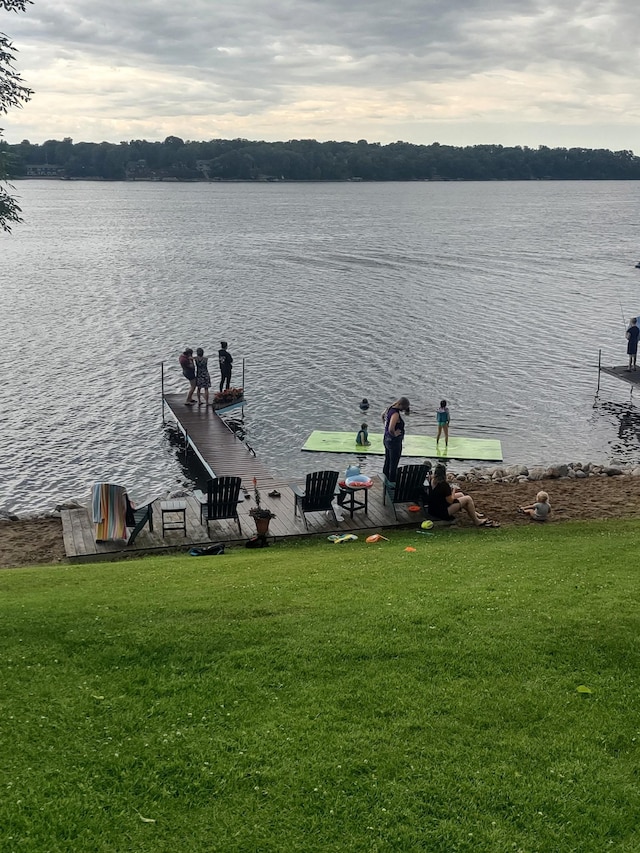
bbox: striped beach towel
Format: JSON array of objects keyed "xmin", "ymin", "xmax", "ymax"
[{"xmin": 92, "ymin": 482, "xmax": 128, "ymax": 541}]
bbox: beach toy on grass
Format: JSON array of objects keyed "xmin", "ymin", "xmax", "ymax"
[
  {"xmin": 421, "ymin": 520, "xmax": 434, "ymax": 530},
  {"xmin": 327, "ymin": 533, "xmax": 358, "ymax": 544},
  {"xmin": 404, "ymin": 546, "xmax": 417, "ymax": 552},
  {"xmin": 365, "ymin": 534, "xmax": 389, "ymax": 543}
]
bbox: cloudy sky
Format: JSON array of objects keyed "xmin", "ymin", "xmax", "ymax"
[{"xmin": 3, "ymin": 0, "xmax": 640, "ymax": 149}]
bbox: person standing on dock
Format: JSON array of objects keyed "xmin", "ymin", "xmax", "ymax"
[
  {"xmin": 626, "ymin": 318, "xmax": 639, "ymax": 372},
  {"xmin": 194, "ymin": 347, "xmax": 211, "ymax": 405},
  {"xmin": 179, "ymin": 348, "xmax": 196, "ymax": 405},
  {"xmin": 218, "ymin": 341, "xmax": 233, "ymax": 391}
]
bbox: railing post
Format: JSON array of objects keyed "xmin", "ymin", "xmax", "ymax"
[
  {"xmin": 594, "ymin": 348, "xmax": 601, "ymax": 405},
  {"xmin": 161, "ymin": 360, "xmax": 165, "ymax": 425}
]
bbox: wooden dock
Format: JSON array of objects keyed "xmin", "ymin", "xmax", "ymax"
[
  {"xmin": 595, "ymin": 346, "xmax": 640, "ymax": 401},
  {"xmin": 599, "ymin": 365, "xmax": 640, "ymax": 389},
  {"xmin": 61, "ymin": 480, "xmax": 425, "ymax": 563},
  {"xmin": 61, "ymin": 392, "xmax": 430, "ymax": 562},
  {"xmin": 162, "ymin": 393, "xmax": 278, "ymax": 487}
]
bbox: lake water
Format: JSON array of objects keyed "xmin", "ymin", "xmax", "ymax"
[{"xmin": 2, "ymin": 179, "xmax": 640, "ymax": 514}]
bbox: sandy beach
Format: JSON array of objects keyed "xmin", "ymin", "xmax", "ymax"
[{"xmin": 2, "ymin": 474, "xmax": 640, "ymax": 569}]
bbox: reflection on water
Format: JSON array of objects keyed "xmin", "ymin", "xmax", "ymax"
[
  {"xmin": 595, "ymin": 400, "xmax": 640, "ymax": 460},
  {"xmin": 2, "ymin": 180, "xmax": 640, "ymax": 512}
]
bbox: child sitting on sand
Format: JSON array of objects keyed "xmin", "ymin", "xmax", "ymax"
[
  {"xmin": 356, "ymin": 422, "xmax": 371, "ymax": 446},
  {"xmin": 518, "ymin": 491, "xmax": 551, "ymax": 522}
]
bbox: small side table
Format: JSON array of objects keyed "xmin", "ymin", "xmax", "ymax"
[
  {"xmin": 160, "ymin": 499, "xmax": 187, "ymax": 537},
  {"xmin": 338, "ymin": 486, "xmax": 369, "ymax": 519}
]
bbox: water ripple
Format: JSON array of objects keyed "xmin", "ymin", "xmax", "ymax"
[{"xmin": 2, "ymin": 180, "xmax": 638, "ymax": 512}]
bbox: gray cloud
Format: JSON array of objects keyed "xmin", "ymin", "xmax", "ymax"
[{"xmin": 4, "ymin": 0, "xmax": 640, "ymax": 147}]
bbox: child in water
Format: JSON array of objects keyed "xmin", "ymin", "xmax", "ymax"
[
  {"xmin": 356, "ymin": 422, "xmax": 371, "ymax": 446},
  {"xmin": 518, "ymin": 491, "xmax": 551, "ymax": 522},
  {"xmin": 436, "ymin": 400, "xmax": 450, "ymax": 445}
]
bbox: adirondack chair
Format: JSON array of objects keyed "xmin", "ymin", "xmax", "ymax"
[
  {"xmin": 93, "ymin": 483, "xmax": 155, "ymax": 544},
  {"xmin": 196, "ymin": 476, "xmax": 243, "ymax": 536},
  {"xmin": 382, "ymin": 464, "xmax": 430, "ymax": 520},
  {"xmin": 292, "ymin": 470, "xmax": 340, "ymax": 529},
  {"xmin": 126, "ymin": 497, "xmax": 154, "ymax": 546}
]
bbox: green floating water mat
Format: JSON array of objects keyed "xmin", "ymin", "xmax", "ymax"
[{"xmin": 301, "ymin": 431, "xmax": 503, "ymax": 462}]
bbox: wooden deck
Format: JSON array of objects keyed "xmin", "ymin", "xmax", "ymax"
[
  {"xmin": 61, "ymin": 480, "xmax": 427, "ymax": 563},
  {"xmin": 60, "ymin": 394, "xmax": 432, "ymax": 561}
]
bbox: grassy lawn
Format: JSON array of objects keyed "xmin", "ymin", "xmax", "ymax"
[{"xmin": 1, "ymin": 521, "xmax": 640, "ymax": 852}]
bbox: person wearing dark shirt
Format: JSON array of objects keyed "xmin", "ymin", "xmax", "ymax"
[
  {"xmin": 218, "ymin": 341, "xmax": 233, "ymax": 391},
  {"xmin": 427, "ymin": 464, "xmax": 499, "ymax": 527},
  {"xmin": 382, "ymin": 396, "xmax": 410, "ymax": 483},
  {"xmin": 625, "ymin": 317, "xmax": 639, "ymax": 371}
]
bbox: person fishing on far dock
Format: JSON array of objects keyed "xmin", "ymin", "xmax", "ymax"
[{"xmin": 625, "ymin": 318, "xmax": 639, "ymax": 372}]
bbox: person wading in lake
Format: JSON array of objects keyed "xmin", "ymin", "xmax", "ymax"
[
  {"xmin": 382, "ymin": 396, "xmax": 410, "ymax": 483},
  {"xmin": 625, "ymin": 317, "xmax": 639, "ymax": 372},
  {"xmin": 218, "ymin": 341, "xmax": 233, "ymax": 391},
  {"xmin": 179, "ymin": 348, "xmax": 196, "ymax": 405}
]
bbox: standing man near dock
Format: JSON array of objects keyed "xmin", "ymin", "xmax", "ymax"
[
  {"xmin": 218, "ymin": 341, "xmax": 233, "ymax": 390},
  {"xmin": 626, "ymin": 318, "xmax": 639, "ymax": 372}
]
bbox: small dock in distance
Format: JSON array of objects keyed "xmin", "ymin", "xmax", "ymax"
[
  {"xmin": 599, "ymin": 365, "xmax": 640, "ymax": 389},
  {"xmin": 596, "ymin": 348, "xmax": 640, "ymax": 401}
]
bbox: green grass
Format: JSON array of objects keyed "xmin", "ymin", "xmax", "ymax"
[{"xmin": 1, "ymin": 522, "xmax": 640, "ymax": 852}]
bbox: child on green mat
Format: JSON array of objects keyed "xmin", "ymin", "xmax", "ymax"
[
  {"xmin": 436, "ymin": 400, "xmax": 450, "ymax": 445},
  {"xmin": 356, "ymin": 422, "xmax": 371, "ymax": 446}
]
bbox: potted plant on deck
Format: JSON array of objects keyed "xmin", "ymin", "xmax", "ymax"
[{"xmin": 249, "ymin": 477, "xmax": 276, "ymax": 537}]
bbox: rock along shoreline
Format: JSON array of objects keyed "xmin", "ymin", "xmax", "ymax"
[
  {"xmin": 0, "ymin": 461, "xmax": 636, "ymax": 524},
  {"xmin": 443, "ymin": 461, "xmax": 635, "ymax": 485}
]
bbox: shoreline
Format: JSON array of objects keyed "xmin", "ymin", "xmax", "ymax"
[{"xmin": 2, "ymin": 462, "xmax": 640, "ymax": 569}]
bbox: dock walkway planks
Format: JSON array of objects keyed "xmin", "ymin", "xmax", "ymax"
[{"xmin": 163, "ymin": 393, "xmax": 277, "ymax": 488}]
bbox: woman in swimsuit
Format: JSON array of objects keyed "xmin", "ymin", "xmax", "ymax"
[{"xmin": 382, "ymin": 396, "xmax": 410, "ymax": 483}]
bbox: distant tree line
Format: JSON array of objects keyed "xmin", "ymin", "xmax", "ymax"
[
  {"xmin": 3, "ymin": 136, "xmax": 640, "ymax": 182},
  {"xmin": 1, "ymin": 0, "xmax": 32, "ymax": 231}
]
